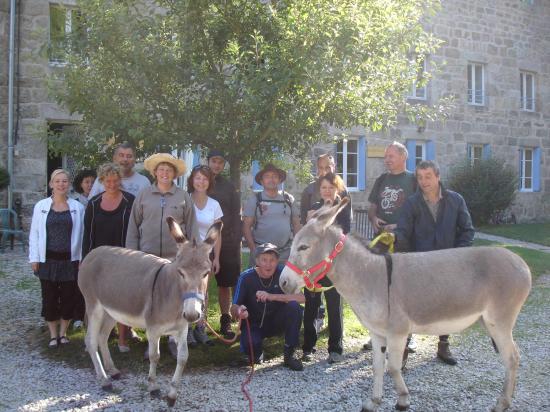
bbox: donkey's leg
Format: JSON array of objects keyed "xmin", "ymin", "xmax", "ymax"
[
  {"xmin": 386, "ymin": 335, "xmax": 410, "ymax": 411},
  {"xmin": 167, "ymin": 324, "xmax": 189, "ymax": 407},
  {"xmin": 484, "ymin": 321, "xmax": 519, "ymax": 412},
  {"xmin": 146, "ymin": 328, "xmax": 162, "ymax": 397},
  {"xmin": 98, "ymin": 314, "xmax": 120, "ymax": 379},
  {"xmin": 86, "ymin": 304, "xmax": 112, "ymax": 391},
  {"xmin": 362, "ymin": 334, "xmax": 386, "ymax": 412}
]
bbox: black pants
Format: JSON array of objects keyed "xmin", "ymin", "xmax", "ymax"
[
  {"xmin": 303, "ymin": 287, "xmax": 343, "ymax": 355},
  {"xmin": 40, "ymin": 279, "xmax": 77, "ymax": 322}
]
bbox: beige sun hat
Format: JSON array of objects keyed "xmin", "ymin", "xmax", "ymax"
[{"xmin": 144, "ymin": 153, "xmax": 187, "ymax": 177}]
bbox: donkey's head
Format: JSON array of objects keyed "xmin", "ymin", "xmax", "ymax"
[
  {"xmin": 167, "ymin": 217, "xmax": 222, "ymax": 322},
  {"xmin": 280, "ymin": 198, "xmax": 349, "ymax": 294}
]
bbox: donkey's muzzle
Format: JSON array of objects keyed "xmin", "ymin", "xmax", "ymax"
[{"xmin": 182, "ymin": 292, "xmax": 205, "ymax": 323}]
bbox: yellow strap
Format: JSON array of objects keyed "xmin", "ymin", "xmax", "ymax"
[
  {"xmin": 368, "ymin": 232, "xmax": 396, "ymax": 254},
  {"xmin": 310, "ymin": 285, "xmax": 334, "ymax": 293}
]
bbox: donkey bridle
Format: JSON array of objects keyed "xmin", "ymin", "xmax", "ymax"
[{"xmin": 285, "ymin": 233, "xmax": 347, "ymax": 291}]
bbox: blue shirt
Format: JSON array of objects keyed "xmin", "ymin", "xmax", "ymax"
[{"xmin": 233, "ymin": 264, "xmax": 286, "ymax": 324}]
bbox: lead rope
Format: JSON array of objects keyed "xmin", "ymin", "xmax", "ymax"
[{"xmin": 204, "ymin": 318, "xmax": 255, "ymax": 412}]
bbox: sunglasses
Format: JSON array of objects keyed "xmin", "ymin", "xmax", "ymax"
[{"xmin": 192, "ymin": 165, "xmax": 211, "ymax": 171}]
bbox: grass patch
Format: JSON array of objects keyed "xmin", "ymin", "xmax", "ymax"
[
  {"xmin": 478, "ymin": 222, "xmax": 550, "ymax": 246},
  {"xmin": 15, "ymin": 277, "xmax": 38, "ymax": 291},
  {"xmin": 474, "ymin": 239, "xmax": 550, "ymax": 278}
]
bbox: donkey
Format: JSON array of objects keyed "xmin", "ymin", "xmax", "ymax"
[
  {"xmin": 79, "ymin": 217, "xmax": 221, "ymax": 406},
  {"xmin": 279, "ymin": 199, "xmax": 531, "ymax": 412}
]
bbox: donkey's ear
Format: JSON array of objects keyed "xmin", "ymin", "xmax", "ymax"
[
  {"xmin": 203, "ymin": 221, "xmax": 223, "ymax": 248},
  {"xmin": 167, "ymin": 217, "xmax": 187, "ymax": 244},
  {"xmin": 316, "ymin": 197, "xmax": 349, "ymax": 230}
]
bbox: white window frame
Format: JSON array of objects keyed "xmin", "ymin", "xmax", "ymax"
[
  {"xmin": 414, "ymin": 142, "xmax": 426, "ymax": 165},
  {"xmin": 469, "ymin": 144, "xmax": 483, "ymax": 167},
  {"xmin": 49, "ymin": 4, "xmax": 78, "ymax": 65},
  {"xmin": 519, "ymin": 148, "xmax": 534, "ymax": 192},
  {"xmin": 520, "ymin": 71, "xmax": 535, "ymax": 112},
  {"xmin": 408, "ymin": 59, "xmax": 427, "ymax": 100},
  {"xmin": 467, "ymin": 63, "xmax": 485, "ymax": 106},
  {"xmin": 336, "ymin": 138, "xmax": 359, "ymax": 191}
]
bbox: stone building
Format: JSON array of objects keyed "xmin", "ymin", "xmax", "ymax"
[{"xmin": 1, "ymin": 0, "xmax": 549, "ymax": 223}]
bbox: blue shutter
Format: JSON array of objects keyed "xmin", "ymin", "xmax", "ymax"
[
  {"xmin": 358, "ymin": 136, "xmax": 366, "ymax": 191},
  {"xmin": 482, "ymin": 144, "xmax": 491, "ymax": 159},
  {"xmin": 251, "ymin": 160, "xmax": 262, "ymax": 191},
  {"xmin": 467, "ymin": 144, "xmax": 472, "ymax": 160},
  {"xmin": 533, "ymin": 147, "xmax": 541, "ymax": 192},
  {"xmin": 192, "ymin": 148, "xmax": 201, "ymax": 168},
  {"xmin": 426, "ymin": 140, "xmax": 435, "ymax": 161},
  {"xmin": 406, "ymin": 140, "xmax": 416, "ymax": 171}
]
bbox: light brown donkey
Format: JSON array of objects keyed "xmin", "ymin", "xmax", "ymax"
[
  {"xmin": 79, "ymin": 217, "xmax": 221, "ymax": 407},
  {"xmin": 280, "ymin": 199, "xmax": 531, "ymax": 412}
]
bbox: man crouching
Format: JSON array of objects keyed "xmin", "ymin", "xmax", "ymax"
[{"xmin": 231, "ymin": 243, "xmax": 305, "ymax": 371}]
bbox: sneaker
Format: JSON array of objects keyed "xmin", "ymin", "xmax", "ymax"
[
  {"xmin": 187, "ymin": 327, "xmax": 198, "ymax": 348},
  {"xmin": 362, "ymin": 339, "xmax": 373, "ymax": 351},
  {"xmin": 118, "ymin": 344, "xmax": 130, "ymax": 353},
  {"xmin": 73, "ymin": 320, "xmax": 83, "ymax": 330},
  {"xmin": 407, "ymin": 336, "xmax": 417, "ymax": 353},
  {"xmin": 193, "ymin": 325, "xmax": 213, "ymax": 346},
  {"xmin": 302, "ymin": 351, "xmax": 313, "ymax": 362},
  {"xmin": 328, "ymin": 352, "xmax": 344, "ymax": 364},
  {"xmin": 283, "ymin": 348, "xmax": 304, "ymax": 371},
  {"xmin": 168, "ymin": 338, "xmax": 178, "ymax": 359}
]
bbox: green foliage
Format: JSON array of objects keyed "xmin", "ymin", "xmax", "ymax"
[
  {"xmin": 51, "ymin": 0, "xmax": 447, "ymax": 181},
  {"xmin": 477, "ymin": 223, "xmax": 550, "ymax": 247},
  {"xmin": 0, "ymin": 167, "xmax": 9, "ymax": 190},
  {"xmin": 448, "ymin": 158, "xmax": 518, "ymax": 226}
]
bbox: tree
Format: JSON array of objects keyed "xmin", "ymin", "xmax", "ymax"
[
  {"xmin": 50, "ymin": 0, "xmax": 446, "ymax": 186},
  {"xmin": 448, "ymin": 158, "xmax": 518, "ymax": 226}
]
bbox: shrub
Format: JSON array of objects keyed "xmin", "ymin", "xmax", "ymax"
[
  {"xmin": 448, "ymin": 158, "xmax": 517, "ymax": 226},
  {"xmin": 0, "ymin": 167, "xmax": 9, "ymax": 190}
]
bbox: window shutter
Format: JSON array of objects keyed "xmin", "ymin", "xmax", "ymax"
[
  {"xmin": 482, "ymin": 144, "xmax": 491, "ymax": 160},
  {"xmin": 251, "ymin": 160, "xmax": 262, "ymax": 191},
  {"xmin": 518, "ymin": 149, "xmax": 523, "ymax": 190},
  {"xmin": 467, "ymin": 144, "xmax": 472, "ymax": 160},
  {"xmin": 533, "ymin": 147, "xmax": 541, "ymax": 192},
  {"xmin": 426, "ymin": 140, "xmax": 435, "ymax": 161},
  {"xmin": 406, "ymin": 140, "xmax": 416, "ymax": 171},
  {"xmin": 358, "ymin": 136, "xmax": 366, "ymax": 191}
]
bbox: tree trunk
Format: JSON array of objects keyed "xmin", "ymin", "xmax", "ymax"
[{"xmin": 228, "ymin": 156, "xmax": 242, "ymax": 195}]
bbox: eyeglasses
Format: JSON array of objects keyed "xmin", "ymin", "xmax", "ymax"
[{"xmin": 192, "ymin": 165, "xmax": 211, "ymax": 171}]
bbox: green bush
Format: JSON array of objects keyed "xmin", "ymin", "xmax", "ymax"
[
  {"xmin": 0, "ymin": 167, "xmax": 9, "ymax": 190},
  {"xmin": 448, "ymin": 158, "xmax": 517, "ymax": 226}
]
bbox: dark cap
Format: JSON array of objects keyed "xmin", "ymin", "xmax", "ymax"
[
  {"xmin": 255, "ymin": 243, "xmax": 280, "ymax": 258},
  {"xmin": 207, "ymin": 149, "xmax": 226, "ymax": 160}
]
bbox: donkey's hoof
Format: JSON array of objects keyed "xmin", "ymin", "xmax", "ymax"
[
  {"xmin": 166, "ymin": 396, "xmax": 176, "ymax": 407},
  {"xmin": 150, "ymin": 389, "xmax": 161, "ymax": 399},
  {"xmin": 110, "ymin": 372, "xmax": 122, "ymax": 380},
  {"xmin": 101, "ymin": 383, "xmax": 114, "ymax": 392},
  {"xmin": 395, "ymin": 402, "xmax": 409, "ymax": 411}
]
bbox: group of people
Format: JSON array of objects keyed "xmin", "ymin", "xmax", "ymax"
[{"xmin": 28, "ymin": 139, "xmax": 474, "ymax": 373}]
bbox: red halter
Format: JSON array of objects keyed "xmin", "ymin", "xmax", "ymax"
[{"xmin": 285, "ymin": 234, "xmax": 347, "ymax": 291}]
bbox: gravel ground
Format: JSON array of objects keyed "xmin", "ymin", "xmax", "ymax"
[{"xmin": 0, "ymin": 247, "xmax": 548, "ymax": 412}]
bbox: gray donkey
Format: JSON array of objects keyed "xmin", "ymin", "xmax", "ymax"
[
  {"xmin": 280, "ymin": 199, "xmax": 531, "ymax": 412},
  {"xmin": 79, "ymin": 217, "xmax": 221, "ymax": 406}
]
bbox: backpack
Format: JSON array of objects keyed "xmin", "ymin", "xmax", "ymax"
[{"xmin": 254, "ymin": 191, "xmax": 294, "ymax": 231}]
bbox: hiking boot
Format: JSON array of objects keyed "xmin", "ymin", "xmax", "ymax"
[
  {"xmin": 187, "ymin": 327, "xmax": 198, "ymax": 348},
  {"xmin": 328, "ymin": 352, "xmax": 344, "ymax": 364},
  {"xmin": 193, "ymin": 324, "xmax": 213, "ymax": 346},
  {"xmin": 437, "ymin": 340, "xmax": 457, "ymax": 365},
  {"xmin": 220, "ymin": 314, "xmax": 235, "ymax": 339},
  {"xmin": 284, "ymin": 348, "xmax": 304, "ymax": 371},
  {"xmin": 362, "ymin": 339, "xmax": 373, "ymax": 351}
]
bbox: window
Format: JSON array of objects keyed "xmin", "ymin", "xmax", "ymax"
[
  {"xmin": 467, "ymin": 144, "xmax": 491, "ymax": 167},
  {"xmin": 467, "ymin": 63, "xmax": 485, "ymax": 105},
  {"xmin": 408, "ymin": 59, "xmax": 427, "ymax": 100},
  {"xmin": 335, "ymin": 137, "xmax": 366, "ymax": 191},
  {"xmin": 520, "ymin": 71, "xmax": 535, "ymax": 111},
  {"xmin": 519, "ymin": 147, "xmax": 541, "ymax": 192},
  {"xmin": 49, "ymin": 4, "xmax": 84, "ymax": 63},
  {"xmin": 406, "ymin": 140, "xmax": 435, "ymax": 171}
]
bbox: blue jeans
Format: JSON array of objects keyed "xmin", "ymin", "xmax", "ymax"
[{"xmin": 240, "ymin": 301, "xmax": 303, "ymax": 360}]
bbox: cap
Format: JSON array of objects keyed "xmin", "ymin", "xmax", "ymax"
[
  {"xmin": 207, "ymin": 149, "xmax": 226, "ymax": 160},
  {"xmin": 254, "ymin": 243, "xmax": 280, "ymax": 258}
]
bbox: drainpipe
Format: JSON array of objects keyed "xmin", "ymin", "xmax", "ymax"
[{"xmin": 7, "ymin": 0, "xmax": 16, "ymax": 210}]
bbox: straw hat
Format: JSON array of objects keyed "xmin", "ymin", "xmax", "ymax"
[
  {"xmin": 144, "ymin": 153, "xmax": 187, "ymax": 177},
  {"xmin": 254, "ymin": 163, "xmax": 287, "ymax": 185}
]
